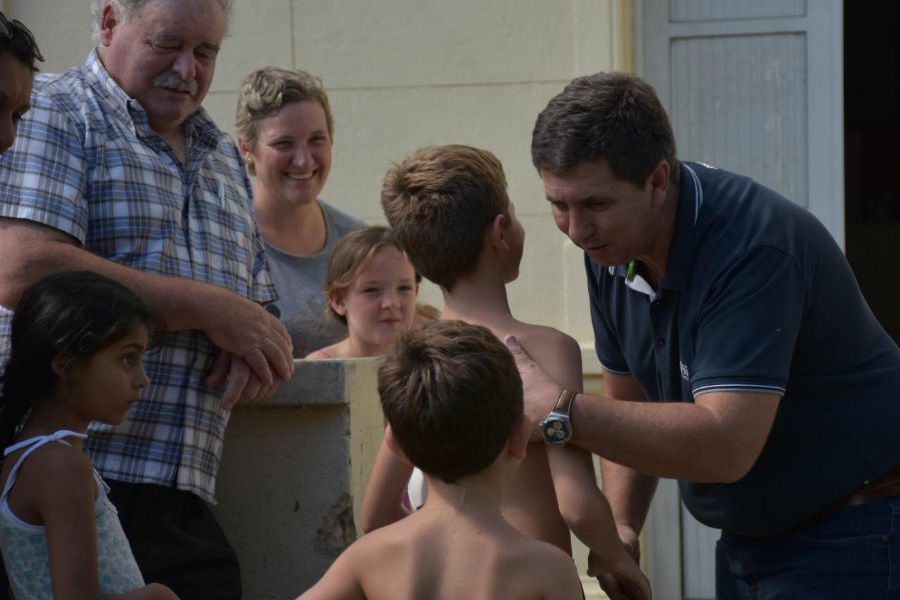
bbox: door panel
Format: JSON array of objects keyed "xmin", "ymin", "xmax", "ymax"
[
  {"xmin": 671, "ymin": 0, "xmax": 806, "ymax": 22},
  {"xmin": 670, "ymin": 33, "xmax": 809, "ymax": 209}
]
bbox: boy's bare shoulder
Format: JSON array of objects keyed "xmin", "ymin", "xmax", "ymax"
[
  {"xmin": 500, "ymin": 536, "xmax": 583, "ymax": 599},
  {"xmin": 510, "ymin": 534, "xmax": 577, "ymax": 568},
  {"xmin": 508, "ymin": 321, "xmax": 582, "ymax": 387},
  {"xmin": 510, "ymin": 322, "xmax": 579, "ymax": 356},
  {"xmin": 299, "ymin": 522, "xmax": 410, "ymax": 599},
  {"xmin": 342, "ymin": 516, "xmax": 418, "ymax": 567}
]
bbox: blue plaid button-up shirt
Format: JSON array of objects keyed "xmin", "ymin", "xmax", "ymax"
[{"xmin": 0, "ymin": 51, "xmax": 277, "ymax": 503}]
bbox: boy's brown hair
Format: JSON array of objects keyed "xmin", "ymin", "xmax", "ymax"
[
  {"xmin": 378, "ymin": 319, "xmax": 523, "ymax": 483},
  {"xmin": 381, "ymin": 144, "xmax": 509, "ymax": 291}
]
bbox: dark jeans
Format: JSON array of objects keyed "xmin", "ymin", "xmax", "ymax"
[
  {"xmin": 717, "ymin": 494, "xmax": 900, "ymax": 599},
  {"xmin": 107, "ymin": 481, "xmax": 242, "ymax": 600}
]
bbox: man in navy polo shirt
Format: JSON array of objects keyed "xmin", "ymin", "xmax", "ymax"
[{"xmin": 511, "ymin": 71, "xmax": 900, "ymax": 598}]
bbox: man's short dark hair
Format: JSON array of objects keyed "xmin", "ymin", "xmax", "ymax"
[
  {"xmin": 531, "ymin": 71, "xmax": 679, "ymax": 186},
  {"xmin": 378, "ymin": 320, "xmax": 523, "ymax": 484}
]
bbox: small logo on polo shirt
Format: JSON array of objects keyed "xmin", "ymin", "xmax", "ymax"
[{"xmin": 680, "ymin": 361, "xmax": 690, "ymax": 381}]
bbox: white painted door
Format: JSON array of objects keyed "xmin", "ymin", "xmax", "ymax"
[{"xmin": 636, "ymin": 1, "xmax": 844, "ymax": 598}]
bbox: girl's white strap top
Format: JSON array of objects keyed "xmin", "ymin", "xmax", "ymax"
[
  {"xmin": 1, "ymin": 429, "xmax": 105, "ymax": 507},
  {"xmin": 0, "ymin": 430, "xmax": 145, "ymax": 599}
]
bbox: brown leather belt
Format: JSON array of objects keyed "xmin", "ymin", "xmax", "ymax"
[{"xmin": 813, "ymin": 466, "xmax": 900, "ymax": 522}]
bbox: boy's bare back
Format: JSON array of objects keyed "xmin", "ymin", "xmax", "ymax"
[
  {"xmin": 299, "ymin": 506, "xmax": 583, "ymax": 600},
  {"xmin": 467, "ymin": 319, "xmax": 583, "ymax": 550}
]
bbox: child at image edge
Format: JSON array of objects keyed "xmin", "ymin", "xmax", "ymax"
[
  {"xmin": 0, "ymin": 271, "xmax": 178, "ymax": 599},
  {"xmin": 299, "ymin": 319, "xmax": 585, "ymax": 599},
  {"xmin": 365, "ymin": 145, "xmax": 650, "ymax": 598}
]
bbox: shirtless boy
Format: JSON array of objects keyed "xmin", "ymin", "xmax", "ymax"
[
  {"xmin": 298, "ymin": 320, "xmax": 583, "ymax": 599},
  {"xmin": 364, "ymin": 145, "xmax": 649, "ymax": 598}
]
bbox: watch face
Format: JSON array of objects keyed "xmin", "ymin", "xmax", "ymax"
[{"xmin": 542, "ymin": 416, "xmax": 571, "ymax": 445}]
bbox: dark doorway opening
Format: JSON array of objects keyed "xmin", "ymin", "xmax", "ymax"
[{"xmin": 844, "ymin": 2, "xmax": 900, "ymax": 344}]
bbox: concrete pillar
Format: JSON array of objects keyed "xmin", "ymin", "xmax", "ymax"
[{"xmin": 212, "ymin": 358, "xmax": 384, "ymax": 599}]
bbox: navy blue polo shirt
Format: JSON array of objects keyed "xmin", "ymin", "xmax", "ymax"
[{"xmin": 587, "ymin": 161, "xmax": 900, "ymax": 537}]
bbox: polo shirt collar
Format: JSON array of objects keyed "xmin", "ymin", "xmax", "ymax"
[
  {"xmin": 607, "ymin": 264, "xmax": 657, "ymax": 297},
  {"xmin": 659, "ymin": 161, "xmax": 703, "ymax": 291},
  {"xmin": 605, "ymin": 161, "xmax": 704, "ymax": 297}
]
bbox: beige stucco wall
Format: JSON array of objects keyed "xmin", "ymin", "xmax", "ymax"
[
  {"xmin": 8, "ymin": 1, "xmax": 635, "ymax": 592},
  {"xmin": 9, "ymin": 0, "xmax": 633, "ymax": 375}
]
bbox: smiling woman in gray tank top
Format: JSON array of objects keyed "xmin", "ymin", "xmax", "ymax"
[{"xmin": 236, "ymin": 67, "xmax": 365, "ymax": 358}]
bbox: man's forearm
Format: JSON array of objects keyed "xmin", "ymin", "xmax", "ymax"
[
  {"xmin": 0, "ymin": 218, "xmax": 293, "ymax": 391},
  {"xmin": 0, "ymin": 222, "xmax": 221, "ymax": 331},
  {"xmin": 570, "ymin": 392, "xmax": 775, "ymax": 482},
  {"xmin": 572, "ymin": 396, "xmax": 716, "ymax": 479},
  {"xmin": 510, "ymin": 317, "xmax": 778, "ymax": 483}
]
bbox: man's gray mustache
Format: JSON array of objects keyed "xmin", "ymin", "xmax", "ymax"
[{"xmin": 153, "ymin": 72, "xmax": 199, "ymax": 96}]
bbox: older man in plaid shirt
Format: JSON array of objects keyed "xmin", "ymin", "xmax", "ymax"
[{"xmin": 0, "ymin": 1, "xmax": 294, "ymax": 597}]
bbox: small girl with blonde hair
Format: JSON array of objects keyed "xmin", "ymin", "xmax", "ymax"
[{"xmin": 306, "ymin": 226, "xmax": 420, "ymax": 359}]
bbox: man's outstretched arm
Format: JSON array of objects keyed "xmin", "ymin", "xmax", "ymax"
[{"xmin": 507, "ymin": 335, "xmax": 779, "ymax": 484}]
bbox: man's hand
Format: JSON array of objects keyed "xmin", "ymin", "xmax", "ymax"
[
  {"xmin": 588, "ymin": 548, "xmax": 652, "ymax": 600},
  {"xmin": 201, "ymin": 288, "xmax": 294, "ymax": 386},
  {"xmin": 0, "ymin": 218, "xmax": 295, "ymax": 396},
  {"xmin": 504, "ymin": 335, "xmax": 563, "ymax": 440},
  {"xmin": 207, "ymin": 352, "xmax": 282, "ymax": 409}
]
